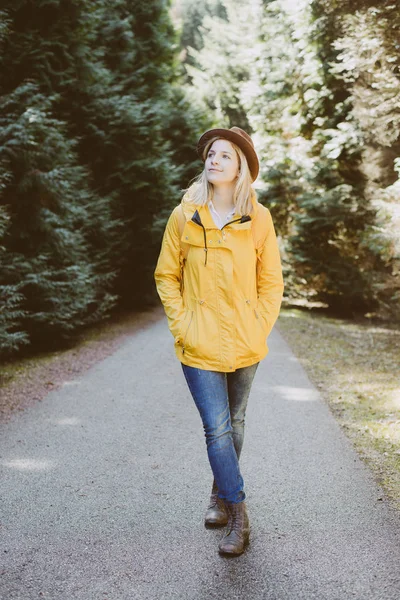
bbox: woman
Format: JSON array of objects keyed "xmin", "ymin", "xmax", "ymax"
[{"xmin": 154, "ymin": 126, "xmax": 284, "ymax": 556}]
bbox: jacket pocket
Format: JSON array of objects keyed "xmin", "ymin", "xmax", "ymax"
[
  {"xmin": 176, "ymin": 309, "xmax": 189, "ymax": 343},
  {"xmin": 254, "ymin": 308, "xmax": 267, "ymax": 337},
  {"xmin": 238, "ymin": 299, "xmax": 266, "ymax": 357},
  {"xmin": 181, "ymin": 310, "xmax": 194, "ymax": 354}
]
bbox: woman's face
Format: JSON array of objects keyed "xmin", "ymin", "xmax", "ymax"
[{"xmin": 205, "ymin": 139, "xmax": 239, "ymax": 185}]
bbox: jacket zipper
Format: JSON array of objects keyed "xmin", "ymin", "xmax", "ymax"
[
  {"xmin": 220, "ymin": 217, "xmax": 244, "ymax": 230},
  {"xmin": 200, "ymin": 222, "xmax": 208, "ymax": 265},
  {"xmin": 220, "ymin": 216, "xmax": 251, "ymax": 240},
  {"xmin": 191, "ymin": 215, "xmax": 208, "ymax": 265},
  {"xmin": 182, "ymin": 310, "xmax": 194, "ymax": 354}
]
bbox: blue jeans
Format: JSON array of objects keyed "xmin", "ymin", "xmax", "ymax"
[{"xmin": 181, "ymin": 362, "xmax": 259, "ymax": 504}]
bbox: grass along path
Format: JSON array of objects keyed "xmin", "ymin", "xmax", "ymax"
[{"xmin": 277, "ymin": 307, "xmax": 400, "ymax": 510}]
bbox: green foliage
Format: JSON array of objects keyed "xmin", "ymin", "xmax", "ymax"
[
  {"xmin": 180, "ymin": 0, "xmax": 400, "ymax": 318},
  {"xmin": 174, "ymin": 0, "xmax": 227, "ymax": 73},
  {"xmin": 243, "ymin": 0, "xmax": 311, "ymax": 235},
  {"xmin": 291, "ymin": 183, "xmax": 378, "ymax": 312},
  {"xmin": 182, "ymin": 0, "xmax": 258, "ymax": 130},
  {"xmin": 0, "ymin": 206, "xmax": 29, "ymax": 357},
  {"xmin": 299, "ymin": 0, "xmax": 400, "ymax": 317},
  {"xmin": 2, "ymin": 0, "xmax": 399, "ymax": 365},
  {"xmin": 161, "ymin": 90, "xmax": 208, "ymax": 190},
  {"xmin": 0, "ymin": 0, "xmax": 204, "ymax": 358},
  {"xmin": 0, "ymin": 83, "xmax": 117, "ymax": 346}
]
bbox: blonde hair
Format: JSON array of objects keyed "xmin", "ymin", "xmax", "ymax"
[{"xmin": 183, "ymin": 137, "xmax": 256, "ymax": 216}]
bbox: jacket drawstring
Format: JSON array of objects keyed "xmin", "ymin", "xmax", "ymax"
[
  {"xmin": 202, "ymin": 226, "xmax": 208, "ymax": 266},
  {"xmin": 191, "ymin": 210, "xmax": 208, "ymax": 266},
  {"xmin": 191, "ymin": 211, "xmax": 252, "ymax": 266}
]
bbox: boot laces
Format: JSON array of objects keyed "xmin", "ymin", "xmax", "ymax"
[
  {"xmin": 208, "ymin": 493, "xmax": 223, "ymax": 510},
  {"xmin": 228, "ymin": 504, "xmax": 244, "ymax": 534}
]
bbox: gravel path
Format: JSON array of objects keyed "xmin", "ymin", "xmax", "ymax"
[
  {"xmin": 0, "ymin": 309, "xmax": 160, "ymax": 420},
  {"xmin": 1, "ymin": 307, "xmax": 400, "ymax": 599}
]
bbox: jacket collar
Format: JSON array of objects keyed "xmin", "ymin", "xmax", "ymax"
[{"xmin": 181, "ymin": 193, "xmax": 259, "ymax": 230}]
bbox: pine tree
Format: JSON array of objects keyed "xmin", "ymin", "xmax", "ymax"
[
  {"xmin": 288, "ymin": 0, "xmax": 399, "ymax": 316},
  {"xmin": 0, "ymin": 3, "xmax": 119, "ymax": 354},
  {"xmin": 183, "ymin": 0, "xmax": 258, "ymax": 130},
  {"xmin": 0, "ymin": 205, "xmax": 29, "ymax": 358},
  {"xmin": 178, "ymin": 0, "xmax": 400, "ymax": 317},
  {"xmin": 243, "ymin": 0, "xmax": 309, "ymax": 237},
  {"xmin": 0, "ymin": 82, "xmax": 117, "ymax": 348},
  {"xmin": 79, "ymin": 0, "xmax": 181, "ymax": 304},
  {"xmin": 173, "ymin": 0, "xmax": 227, "ymax": 75},
  {"xmin": 326, "ymin": 0, "xmax": 400, "ymax": 317}
]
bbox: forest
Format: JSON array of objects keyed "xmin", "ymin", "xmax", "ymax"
[{"xmin": 0, "ymin": 0, "xmax": 399, "ymax": 359}]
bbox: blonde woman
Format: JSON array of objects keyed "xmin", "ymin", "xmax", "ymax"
[{"xmin": 154, "ymin": 127, "xmax": 284, "ymax": 556}]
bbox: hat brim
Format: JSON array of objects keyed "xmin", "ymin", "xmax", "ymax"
[{"xmin": 197, "ymin": 128, "xmax": 259, "ymax": 182}]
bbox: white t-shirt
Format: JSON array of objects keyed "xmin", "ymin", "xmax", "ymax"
[{"xmin": 208, "ymin": 200, "xmax": 236, "ymax": 230}]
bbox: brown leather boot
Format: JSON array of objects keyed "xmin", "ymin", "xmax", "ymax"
[
  {"xmin": 204, "ymin": 481, "xmax": 229, "ymax": 528},
  {"xmin": 218, "ymin": 501, "xmax": 250, "ymax": 556}
]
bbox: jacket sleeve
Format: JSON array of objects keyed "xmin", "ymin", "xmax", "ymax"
[
  {"xmin": 154, "ymin": 206, "xmax": 186, "ymax": 342},
  {"xmin": 257, "ymin": 208, "xmax": 284, "ymax": 337}
]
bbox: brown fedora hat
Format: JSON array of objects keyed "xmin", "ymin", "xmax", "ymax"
[{"xmin": 197, "ymin": 126, "xmax": 259, "ymax": 182}]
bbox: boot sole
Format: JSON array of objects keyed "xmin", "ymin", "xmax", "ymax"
[{"xmin": 218, "ymin": 534, "xmax": 250, "ymax": 557}]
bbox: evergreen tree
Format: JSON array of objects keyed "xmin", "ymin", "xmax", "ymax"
[
  {"xmin": 90, "ymin": 0, "xmax": 211, "ymax": 300},
  {"xmin": 326, "ymin": 0, "xmax": 400, "ymax": 316},
  {"xmin": 243, "ymin": 0, "xmax": 309, "ymax": 237},
  {"xmin": 0, "ymin": 82, "xmax": 117, "ymax": 348},
  {"xmin": 0, "ymin": 0, "xmax": 198, "ymax": 318},
  {"xmin": 183, "ymin": 0, "xmax": 259, "ymax": 130},
  {"xmin": 0, "ymin": 204, "xmax": 28, "ymax": 358},
  {"xmin": 172, "ymin": 0, "xmax": 227, "ymax": 75},
  {"xmin": 289, "ymin": 0, "xmax": 399, "ymax": 316},
  {"xmin": 82, "ymin": 0, "xmax": 183, "ymax": 304},
  {"xmin": 180, "ymin": 0, "xmax": 400, "ymax": 317},
  {"xmin": 0, "ymin": 12, "xmax": 27, "ymax": 357},
  {"xmin": 0, "ymin": 3, "xmax": 119, "ymax": 354}
]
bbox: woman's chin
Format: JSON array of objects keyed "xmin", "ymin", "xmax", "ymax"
[{"xmin": 206, "ymin": 174, "xmax": 234, "ymax": 185}]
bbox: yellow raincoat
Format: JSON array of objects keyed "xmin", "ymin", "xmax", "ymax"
[{"xmin": 154, "ymin": 194, "xmax": 284, "ymax": 372}]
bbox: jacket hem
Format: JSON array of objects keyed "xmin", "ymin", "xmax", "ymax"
[{"xmin": 176, "ymin": 348, "xmax": 268, "ymax": 372}]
